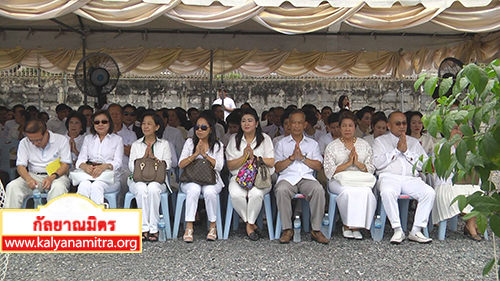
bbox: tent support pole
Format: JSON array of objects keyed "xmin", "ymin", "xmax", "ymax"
[
  {"xmin": 209, "ymin": 49, "xmax": 213, "ymax": 107},
  {"xmin": 400, "ymin": 79, "xmax": 404, "ymax": 112},
  {"xmin": 77, "ymin": 16, "xmax": 88, "ymax": 106}
]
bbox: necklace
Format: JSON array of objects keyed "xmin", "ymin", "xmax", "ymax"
[{"xmin": 340, "ymin": 137, "xmax": 356, "ymax": 145}]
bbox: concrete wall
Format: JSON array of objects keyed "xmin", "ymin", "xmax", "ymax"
[{"xmin": 0, "ymin": 76, "xmax": 434, "ymax": 117}]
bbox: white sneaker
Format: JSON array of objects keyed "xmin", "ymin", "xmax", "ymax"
[
  {"xmin": 408, "ymin": 232, "xmax": 432, "ymax": 244},
  {"xmin": 390, "ymin": 230, "xmax": 405, "ymax": 244},
  {"xmin": 352, "ymin": 230, "xmax": 363, "ymax": 240},
  {"xmin": 342, "ymin": 227, "xmax": 354, "ymax": 239}
]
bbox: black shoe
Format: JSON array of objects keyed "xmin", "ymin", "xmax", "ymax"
[
  {"xmin": 254, "ymin": 227, "xmax": 265, "ymax": 238},
  {"xmin": 248, "ymin": 231, "xmax": 259, "ymax": 241}
]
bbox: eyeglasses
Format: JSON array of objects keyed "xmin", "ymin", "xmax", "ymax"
[
  {"xmin": 194, "ymin": 124, "xmax": 209, "ymax": 131},
  {"xmin": 94, "ymin": 120, "xmax": 109, "ymax": 125},
  {"xmin": 394, "ymin": 121, "xmax": 407, "ymax": 126},
  {"xmin": 124, "ymin": 112, "xmax": 136, "ymax": 116}
]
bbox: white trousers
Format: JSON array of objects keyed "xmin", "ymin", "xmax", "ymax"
[
  {"xmin": 77, "ymin": 179, "xmax": 120, "ymax": 205},
  {"xmin": 228, "ymin": 176, "xmax": 271, "ymax": 224},
  {"xmin": 329, "ymin": 180, "xmax": 376, "ymax": 229},
  {"xmin": 128, "ymin": 178, "xmax": 166, "ymax": 233},
  {"xmin": 181, "ymin": 182, "xmax": 222, "ymax": 222},
  {"xmin": 5, "ymin": 173, "xmax": 70, "ymax": 209},
  {"xmin": 377, "ymin": 174, "xmax": 435, "ymax": 229}
]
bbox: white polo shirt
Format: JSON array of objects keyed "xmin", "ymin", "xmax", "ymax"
[
  {"xmin": 162, "ymin": 125, "xmax": 185, "ymax": 157},
  {"xmin": 17, "ymin": 131, "xmax": 72, "ymax": 173},
  {"xmin": 274, "ymin": 134, "xmax": 323, "ymax": 185}
]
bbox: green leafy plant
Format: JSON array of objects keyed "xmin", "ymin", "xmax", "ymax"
[{"xmin": 415, "ymin": 59, "xmax": 500, "ymax": 277}]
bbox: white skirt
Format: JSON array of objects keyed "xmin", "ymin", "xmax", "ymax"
[
  {"xmin": 329, "ymin": 180, "xmax": 377, "ymax": 229},
  {"xmin": 432, "ymin": 183, "xmax": 481, "ymax": 223}
]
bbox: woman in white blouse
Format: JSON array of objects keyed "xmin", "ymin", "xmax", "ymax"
[
  {"xmin": 128, "ymin": 112, "xmax": 172, "ymax": 242},
  {"xmin": 406, "ymin": 111, "xmax": 435, "ymax": 155},
  {"xmin": 76, "ymin": 110, "xmax": 124, "ymax": 204},
  {"xmin": 226, "ymin": 108, "xmax": 275, "ymax": 241},
  {"xmin": 179, "ymin": 111, "xmax": 224, "ymax": 242},
  {"xmin": 324, "ymin": 111, "xmax": 376, "ymax": 240},
  {"xmin": 65, "ymin": 111, "xmax": 87, "ymax": 165},
  {"xmin": 432, "ymin": 124, "xmax": 482, "ymax": 241}
]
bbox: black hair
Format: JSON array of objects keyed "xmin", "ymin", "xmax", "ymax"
[
  {"xmin": 321, "ymin": 106, "xmax": 333, "ymax": 113},
  {"xmin": 187, "ymin": 107, "xmax": 199, "ymax": 118},
  {"xmin": 235, "ymin": 108, "xmax": 264, "ymax": 151},
  {"xmin": 289, "ymin": 109, "xmax": 306, "ymax": 121},
  {"xmin": 281, "ymin": 108, "xmax": 293, "ymax": 126},
  {"xmin": 65, "ymin": 111, "xmax": 87, "ymax": 135},
  {"xmin": 90, "ymin": 110, "xmax": 114, "ymax": 135},
  {"xmin": 355, "ymin": 107, "xmax": 372, "ymax": 121},
  {"xmin": 327, "ymin": 112, "xmax": 340, "ymax": 125},
  {"xmin": 19, "ymin": 110, "xmax": 31, "ymax": 122},
  {"xmin": 339, "ymin": 111, "xmax": 357, "ymax": 127},
  {"xmin": 405, "ymin": 111, "xmax": 423, "ymax": 136},
  {"xmin": 0, "ymin": 106, "xmax": 7, "ymax": 112},
  {"xmin": 12, "ymin": 104, "xmax": 25, "ymax": 113},
  {"xmin": 26, "ymin": 105, "xmax": 39, "ymax": 113},
  {"xmin": 108, "ymin": 103, "xmax": 123, "ymax": 113},
  {"xmin": 123, "ymin": 104, "xmax": 136, "ymax": 112},
  {"xmin": 142, "ymin": 111, "xmax": 165, "ymax": 138},
  {"xmin": 78, "ymin": 105, "xmax": 93, "ymax": 113},
  {"xmin": 261, "ymin": 110, "xmax": 268, "ymax": 121},
  {"xmin": 174, "ymin": 107, "xmax": 190, "ymax": 129},
  {"xmin": 55, "ymin": 103, "xmax": 70, "ymax": 113},
  {"xmin": 370, "ymin": 114, "xmax": 388, "ymax": 134},
  {"xmin": 37, "ymin": 112, "xmax": 49, "ymax": 121},
  {"xmin": 226, "ymin": 111, "xmax": 241, "ymax": 126},
  {"xmin": 303, "ymin": 108, "xmax": 318, "ymax": 126},
  {"xmin": 338, "ymin": 95, "xmax": 348, "ymax": 109},
  {"xmin": 285, "ymin": 105, "xmax": 297, "ymax": 111},
  {"xmin": 192, "ymin": 110, "xmax": 220, "ymax": 154}
]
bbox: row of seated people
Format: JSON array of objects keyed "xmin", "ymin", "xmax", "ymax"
[{"xmin": 0, "ymin": 105, "xmax": 481, "ymax": 244}]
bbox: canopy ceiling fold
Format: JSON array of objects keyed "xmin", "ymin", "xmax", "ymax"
[{"xmin": 0, "ymin": 0, "xmax": 499, "ymax": 77}]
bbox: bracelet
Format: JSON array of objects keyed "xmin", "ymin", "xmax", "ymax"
[
  {"xmin": 51, "ymin": 172, "xmax": 60, "ymax": 179},
  {"xmin": 288, "ymin": 155, "xmax": 293, "ymax": 161},
  {"xmin": 301, "ymin": 157, "xmax": 306, "ymax": 163}
]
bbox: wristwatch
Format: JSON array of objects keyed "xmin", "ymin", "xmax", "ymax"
[{"xmin": 51, "ymin": 172, "xmax": 60, "ymax": 179}]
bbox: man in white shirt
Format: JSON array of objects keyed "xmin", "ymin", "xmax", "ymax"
[
  {"xmin": 303, "ymin": 108, "xmax": 325, "ymax": 142},
  {"xmin": 159, "ymin": 110, "xmax": 185, "ymax": 158},
  {"xmin": 262, "ymin": 107, "xmax": 285, "ymax": 139},
  {"xmin": 46, "ymin": 104, "xmax": 70, "ymax": 135},
  {"xmin": 373, "ymin": 111, "xmax": 435, "ymax": 244},
  {"xmin": 212, "ymin": 89, "xmax": 236, "ymax": 121},
  {"xmin": 109, "ymin": 104, "xmax": 137, "ymax": 206},
  {"xmin": 274, "ymin": 110, "xmax": 329, "ymax": 244},
  {"xmin": 318, "ymin": 113, "xmax": 341, "ymax": 155},
  {"xmin": 5, "ymin": 120, "xmax": 71, "ymax": 208},
  {"xmin": 78, "ymin": 105, "xmax": 93, "ymax": 134},
  {"xmin": 4, "ymin": 104, "xmax": 25, "ymax": 138},
  {"xmin": 0, "ymin": 106, "xmax": 9, "ymax": 138}
]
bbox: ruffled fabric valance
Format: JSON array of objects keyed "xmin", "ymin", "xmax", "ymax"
[
  {"xmin": 1, "ymin": 33, "xmax": 498, "ymax": 77},
  {"xmin": 0, "ymin": 1, "xmax": 498, "ymax": 35}
]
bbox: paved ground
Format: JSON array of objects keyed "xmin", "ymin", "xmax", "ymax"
[{"xmin": 3, "ymin": 220, "xmax": 498, "ymax": 281}]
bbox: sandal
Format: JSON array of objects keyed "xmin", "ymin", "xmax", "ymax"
[
  {"xmin": 142, "ymin": 232, "xmax": 148, "ymax": 242},
  {"xmin": 207, "ymin": 227, "xmax": 217, "ymax": 241},
  {"xmin": 148, "ymin": 232, "xmax": 158, "ymax": 242},
  {"xmin": 183, "ymin": 229, "xmax": 194, "ymax": 243}
]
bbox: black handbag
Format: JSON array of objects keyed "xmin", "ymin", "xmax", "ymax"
[{"xmin": 179, "ymin": 158, "xmax": 216, "ymax": 185}]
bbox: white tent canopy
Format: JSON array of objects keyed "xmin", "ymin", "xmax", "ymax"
[{"xmin": 0, "ymin": 0, "xmax": 499, "ymax": 77}]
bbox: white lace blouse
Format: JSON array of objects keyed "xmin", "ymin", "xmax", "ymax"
[{"xmin": 323, "ymin": 138, "xmax": 375, "ymax": 180}]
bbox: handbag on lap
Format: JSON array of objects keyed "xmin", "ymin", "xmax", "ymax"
[
  {"xmin": 179, "ymin": 158, "xmax": 216, "ymax": 186},
  {"xmin": 236, "ymin": 156, "xmax": 258, "ymax": 190},
  {"xmin": 132, "ymin": 158, "xmax": 167, "ymax": 183}
]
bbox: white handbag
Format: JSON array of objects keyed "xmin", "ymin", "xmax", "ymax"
[
  {"xmin": 69, "ymin": 169, "xmax": 115, "ymax": 186},
  {"xmin": 333, "ymin": 170, "xmax": 376, "ymax": 188}
]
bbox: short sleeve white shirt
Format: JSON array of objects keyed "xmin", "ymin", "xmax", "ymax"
[
  {"xmin": 17, "ymin": 131, "xmax": 72, "ymax": 173},
  {"xmin": 274, "ymin": 135, "xmax": 323, "ymax": 185},
  {"xmin": 76, "ymin": 133, "xmax": 124, "ymax": 172},
  {"xmin": 225, "ymin": 133, "xmax": 275, "ymax": 176}
]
